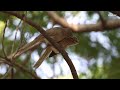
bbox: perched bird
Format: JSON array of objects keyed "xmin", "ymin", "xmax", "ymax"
[
  {"xmin": 10, "ymin": 27, "xmax": 78, "ymax": 69},
  {"xmin": 33, "ymin": 27, "xmax": 78, "ymax": 69}
]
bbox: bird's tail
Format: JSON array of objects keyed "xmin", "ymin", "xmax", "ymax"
[
  {"xmin": 9, "ymin": 35, "xmax": 44, "ymax": 59},
  {"xmin": 33, "ymin": 46, "xmax": 52, "ymax": 69}
]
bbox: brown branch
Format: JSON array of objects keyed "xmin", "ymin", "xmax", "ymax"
[
  {"xmin": 46, "ymin": 11, "xmax": 120, "ymax": 32},
  {"xmin": 11, "ymin": 19, "xmax": 22, "ymax": 57},
  {"xmin": 1, "ymin": 67, "xmax": 11, "ymax": 79},
  {"xmin": 46, "ymin": 11, "xmax": 71, "ymax": 28},
  {"xmin": 2, "ymin": 20, "xmax": 8, "ymax": 58},
  {"xmin": 1, "ymin": 56, "xmax": 39, "ymax": 79},
  {"xmin": 2, "ymin": 11, "xmax": 79, "ymax": 79},
  {"xmin": 0, "ymin": 57, "xmax": 40, "ymax": 79},
  {"xmin": 110, "ymin": 11, "xmax": 120, "ymax": 17},
  {"xmin": 13, "ymin": 12, "xmax": 27, "ymax": 58},
  {"xmin": 10, "ymin": 17, "xmax": 23, "ymax": 79},
  {"xmin": 96, "ymin": 11, "xmax": 106, "ymax": 30},
  {"xmin": 1, "ymin": 67, "xmax": 14, "ymax": 79},
  {"xmin": 11, "ymin": 60, "xmax": 40, "ymax": 79}
]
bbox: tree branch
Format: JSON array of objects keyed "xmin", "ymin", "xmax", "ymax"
[
  {"xmin": 11, "ymin": 60, "xmax": 40, "ymax": 79},
  {"xmin": 0, "ymin": 57, "xmax": 40, "ymax": 79},
  {"xmin": 110, "ymin": 11, "xmax": 120, "ymax": 17},
  {"xmin": 2, "ymin": 11, "xmax": 79, "ymax": 79},
  {"xmin": 2, "ymin": 20, "xmax": 8, "ymax": 58},
  {"xmin": 96, "ymin": 11, "xmax": 106, "ymax": 28},
  {"xmin": 46, "ymin": 11, "xmax": 120, "ymax": 32}
]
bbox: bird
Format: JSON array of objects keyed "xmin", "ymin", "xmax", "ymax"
[
  {"xmin": 33, "ymin": 27, "xmax": 78, "ymax": 69},
  {"xmin": 10, "ymin": 27, "xmax": 78, "ymax": 69}
]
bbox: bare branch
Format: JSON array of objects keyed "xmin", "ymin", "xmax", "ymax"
[
  {"xmin": 0, "ymin": 54, "xmax": 40, "ymax": 79},
  {"xmin": 0, "ymin": 57, "xmax": 40, "ymax": 79},
  {"xmin": 9, "ymin": 18, "xmax": 23, "ymax": 79},
  {"xmin": 110, "ymin": 11, "xmax": 120, "ymax": 17},
  {"xmin": 1, "ymin": 67, "xmax": 12, "ymax": 79},
  {"xmin": 2, "ymin": 11, "xmax": 79, "ymax": 79},
  {"xmin": 46, "ymin": 11, "xmax": 71, "ymax": 28},
  {"xmin": 11, "ymin": 60, "xmax": 40, "ymax": 79},
  {"xmin": 46, "ymin": 11, "xmax": 120, "ymax": 32},
  {"xmin": 96, "ymin": 11, "xmax": 106, "ymax": 30},
  {"xmin": 11, "ymin": 19, "xmax": 22, "ymax": 57},
  {"xmin": 13, "ymin": 12, "xmax": 28, "ymax": 57},
  {"xmin": 2, "ymin": 20, "xmax": 8, "ymax": 58}
]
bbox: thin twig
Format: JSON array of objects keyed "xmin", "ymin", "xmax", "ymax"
[
  {"xmin": 1, "ymin": 67, "xmax": 12, "ymax": 79},
  {"xmin": 0, "ymin": 57, "xmax": 40, "ymax": 79},
  {"xmin": 0, "ymin": 54, "xmax": 40, "ymax": 79},
  {"xmin": 2, "ymin": 20, "xmax": 8, "ymax": 58},
  {"xmin": 110, "ymin": 11, "xmax": 120, "ymax": 17},
  {"xmin": 14, "ymin": 11, "xmax": 27, "ymax": 54},
  {"xmin": 11, "ymin": 19, "xmax": 22, "ymax": 56},
  {"xmin": 96, "ymin": 11, "xmax": 106, "ymax": 29},
  {"xmin": 10, "ymin": 18, "xmax": 22, "ymax": 79},
  {"xmin": 12, "ymin": 61, "xmax": 40, "ymax": 79},
  {"xmin": 2, "ymin": 11, "xmax": 79, "ymax": 79}
]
